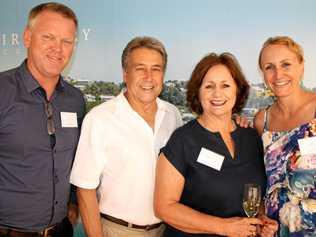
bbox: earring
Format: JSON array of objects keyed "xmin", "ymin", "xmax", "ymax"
[{"xmin": 299, "ymin": 79, "xmax": 304, "ymax": 88}]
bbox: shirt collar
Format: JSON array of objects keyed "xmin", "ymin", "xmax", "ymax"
[
  {"xmin": 19, "ymin": 60, "xmax": 65, "ymax": 94},
  {"xmin": 156, "ymin": 96, "xmax": 168, "ymax": 112},
  {"xmin": 118, "ymin": 89, "xmax": 168, "ymax": 113}
]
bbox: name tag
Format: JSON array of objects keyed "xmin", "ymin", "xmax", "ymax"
[
  {"xmin": 197, "ymin": 147, "xmax": 224, "ymax": 171},
  {"xmin": 60, "ymin": 112, "xmax": 78, "ymax": 128},
  {"xmin": 298, "ymin": 136, "xmax": 316, "ymax": 155}
]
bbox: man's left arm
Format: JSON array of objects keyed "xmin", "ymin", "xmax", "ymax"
[
  {"xmin": 67, "ymin": 93, "xmax": 86, "ymax": 224},
  {"xmin": 67, "ymin": 185, "xmax": 79, "ymax": 225}
]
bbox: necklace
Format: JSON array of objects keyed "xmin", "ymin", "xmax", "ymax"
[{"xmin": 198, "ymin": 116, "xmax": 236, "ymax": 133}]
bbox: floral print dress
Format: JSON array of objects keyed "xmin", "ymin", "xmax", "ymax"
[{"xmin": 262, "ymin": 109, "xmax": 316, "ymax": 237}]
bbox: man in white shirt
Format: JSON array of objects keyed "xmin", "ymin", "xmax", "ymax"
[{"xmin": 70, "ymin": 36, "xmax": 183, "ymax": 237}]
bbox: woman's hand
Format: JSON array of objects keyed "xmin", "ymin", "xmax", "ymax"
[
  {"xmin": 258, "ymin": 215, "xmax": 278, "ymax": 237},
  {"xmin": 223, "ymin": 217, "xmax": 262, "ymax": 237}
]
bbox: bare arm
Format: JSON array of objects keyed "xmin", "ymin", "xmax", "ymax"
[
  {"xmin": 254, "ymin": 109, "xmax": 265, "ymax": 135},
  {"xmin": 154, "ymin": 153, "xmax": 262, "ymax": 236},
  {"xmin": 77, "ymin": 187, "xmax": 103, "ymax": 237}
]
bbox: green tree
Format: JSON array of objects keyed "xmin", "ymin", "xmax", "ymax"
[{"xmin": 160, "ymin": 84, "xmax": 185, "ymax": 106}]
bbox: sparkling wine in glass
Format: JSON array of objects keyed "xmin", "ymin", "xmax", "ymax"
[{"xmin": 242, "ymin": 183, "xmax": 261, "ymax": 217}]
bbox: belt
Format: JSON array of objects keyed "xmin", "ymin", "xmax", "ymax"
[
  {"xmin": 39, "ymin": 225, "xmax": 56, "ymax": 237},
  {"xmin": 0, "ymin": 225, "xmax": 56, "ymax": 237},
  {"xmin": 100, "ymin": 213, "xmax": 162, "ymax": 231}
]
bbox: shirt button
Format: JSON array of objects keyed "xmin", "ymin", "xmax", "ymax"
[{"xmin": 55, "ymin": 201, "xmax": 58, "ymax": 205}]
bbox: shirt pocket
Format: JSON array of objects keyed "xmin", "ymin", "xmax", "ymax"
[{"xmin": 56, "ymin": 126, "xmax": 80, "ymax": 151}]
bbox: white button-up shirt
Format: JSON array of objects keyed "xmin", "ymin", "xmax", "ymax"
[{"xmin": 70, "ymin": 92, "xmax": 182, "ymax": 225}]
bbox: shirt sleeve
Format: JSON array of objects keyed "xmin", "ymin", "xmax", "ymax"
[
  {"xmin": 160, "ymin": 128, "xmax": 188, "ymax": 177},
  {"xmin": 70, "ymin": 110, "xmax": 107, "ymax": 189}
]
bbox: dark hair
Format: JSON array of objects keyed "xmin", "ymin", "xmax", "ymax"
[
  {"xmin": 121, "ymin": 36, "xmax": 167, "ymax": 72},
  {"xmin": 28, "ymin": 2, "xmax": 78, "ymax": 29},
  {"xmin": 187, "ymin": 52, "xmax": 249, "ymax": 115}
]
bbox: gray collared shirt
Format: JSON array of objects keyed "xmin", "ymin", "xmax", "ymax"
[{"xmin": 0, "ymin": 61, "xmax": 85, "ymax": 231}]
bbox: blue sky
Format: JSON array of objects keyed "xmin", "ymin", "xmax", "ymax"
[{"xmin": 1, "ymin": 0, "xmax": 316, "ymax": 87}]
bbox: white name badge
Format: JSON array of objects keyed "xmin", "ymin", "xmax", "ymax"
[
  {"xmin": 197, "ymin": 147, "xmax": 225, "ymax": 171},
  {"xmin": 60, "ymin": 112, "xmax": 78, "ymax": 128},
  {"xmin": 298, "ymin": 136, "xmax": 316, "ymax": 156}
]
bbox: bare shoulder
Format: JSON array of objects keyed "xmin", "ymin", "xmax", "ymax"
[
  {"xmin": 254, "ymin": 108, "xmax": 266, "ymax": 135},
  {"xmin": 310, "ymin": 92, "xmax": 316, "ymax": 104},
  {"xmin": 310, "ymin": 92, "xmax": 316, "ymax": 114},
  {"xmin": 304, "ymin": 92, "xmax": 316, "ymax": 113}
]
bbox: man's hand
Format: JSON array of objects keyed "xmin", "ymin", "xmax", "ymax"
[
  {"xmin": 67, "ymin": 203, "xmax": 79, "ymax": 225},
  {"xmin": 234, "ymin": 115, "xmax": 252, "ymax": 128}
]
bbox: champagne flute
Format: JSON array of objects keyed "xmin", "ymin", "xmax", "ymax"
[{"xmin": 242, "ymin": 183, "xmax": 261, "ymax": 217}]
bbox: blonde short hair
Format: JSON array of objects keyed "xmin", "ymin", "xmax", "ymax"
[
  {"xmin": 28, "ymin": 2, "xmax": 78, "ymax": 29},
  {"xmin": 258, "ymin": 36, "xmax": 304, "ymax": 70}
]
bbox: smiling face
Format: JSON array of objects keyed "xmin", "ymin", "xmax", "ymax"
[
  {"xmin": 123, "ymin": 47, "xmax": 164, "ymax": 108},
  {"xmin": 260, "ymin": 44, "xmax": 304, "ymax": 98},
  {"xmin": 23, "ymin": 10, "xmax": 76, "ymax": 82},
  {"xmin": 199, "ymin": 64, "xmax": 237, "ymax": 118}
]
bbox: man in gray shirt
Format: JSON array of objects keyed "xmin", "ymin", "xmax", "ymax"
[{"xmin": 0, "ymin": 2, "xmax": 85, "ymax": 236}]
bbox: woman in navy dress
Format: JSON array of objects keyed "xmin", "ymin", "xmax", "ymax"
[{"xmin": 154, "ymin": 52, "xmax": 278, "ymax": 237}]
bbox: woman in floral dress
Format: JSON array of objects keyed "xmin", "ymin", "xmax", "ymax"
[{"xmin": 254, "ymin": 36, "xmax": 316, "ymax": 236}]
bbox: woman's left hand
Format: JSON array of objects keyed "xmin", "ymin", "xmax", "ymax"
[{"xmin": 257, "ymin": 215, "xmax": 278, "ymax": 237}]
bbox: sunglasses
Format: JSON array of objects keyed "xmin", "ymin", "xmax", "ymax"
[{"xmin": 45, "ymin": 102, "xmax": 55, "ymax": 135}]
